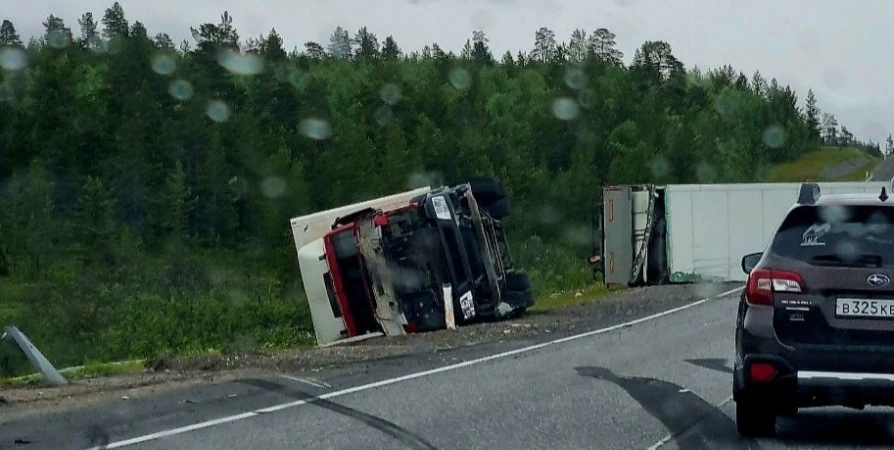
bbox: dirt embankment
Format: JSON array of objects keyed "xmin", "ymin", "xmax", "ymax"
[{"xmin": 0, "ymin": 282, "xmax": 738, "ymax": 413}]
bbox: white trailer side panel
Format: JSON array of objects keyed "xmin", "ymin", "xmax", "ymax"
[{"xmin": 666, "ymin": 182, "xmax": 891, "ymax": 283}]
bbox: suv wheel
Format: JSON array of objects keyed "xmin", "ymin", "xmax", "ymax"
[{"xmin": 735, "ymin": 399, "xmax": 776, "ymax": 437}]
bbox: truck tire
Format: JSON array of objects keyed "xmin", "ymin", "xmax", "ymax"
[
  {"xmin": 501, "ymin": 289, "xmax": 535, "ymax": 317},
  {"xmin": 486, "ymin": 198, "xmax": 512, "ymax": 219},
  {"xmin": 463, "ymin": 177, "xmax": 506, "ymax": 206},
  {"xmin": 505, "ymin": 272, "xmax": 530, "ymax": 291}
]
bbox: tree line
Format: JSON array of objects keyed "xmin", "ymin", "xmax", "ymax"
[{"xmin": 0, "ymin": 3, "xmax": 866, "ymax": 370}]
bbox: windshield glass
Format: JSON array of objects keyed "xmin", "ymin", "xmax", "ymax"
[{"xmin": 770, "ymin": 204, "xmax": 894, "ymax": 266}]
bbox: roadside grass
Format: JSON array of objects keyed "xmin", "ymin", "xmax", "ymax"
[
  {"xmin": 530, "ymin": 283, "xmax": 618, "ymax": 312},
  {"xmin": 770, "ymin": 147, "xmax": 880, "ymax": 182},
  {"xmin": 0, "ymin": 359, "xmax": 146, "ymax": 387}
]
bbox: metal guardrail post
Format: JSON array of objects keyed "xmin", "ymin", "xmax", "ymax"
[{"xmin": 2, "ymin": 326, "xmax": 67, "ymax": 386}]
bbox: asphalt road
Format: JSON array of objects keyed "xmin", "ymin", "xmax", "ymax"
[
  {"xmin": 870, "ymin": 157, "xmax": 894, "ymax": 182},
  {"xmin": 6, "ymin": 285, "xmax": 894, "ymax": 450}
]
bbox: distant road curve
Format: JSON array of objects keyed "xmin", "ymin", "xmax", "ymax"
[{"xmin": 869, "ymin": 157, "xmax": 894, "ymax": 181}]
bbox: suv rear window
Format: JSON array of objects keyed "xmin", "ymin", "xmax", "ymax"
[{"xmin": 770, "ymin": 204, "xmax": 894, "ymax": 267}]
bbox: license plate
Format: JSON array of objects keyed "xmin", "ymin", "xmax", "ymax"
[{"xmin": 836, "ymin": 298, "xmax": 894, "ymax": 318}]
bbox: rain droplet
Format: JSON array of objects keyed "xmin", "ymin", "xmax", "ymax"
[
  {"xmin": 289, "ymin": 70, "xmax": 309, "ymax": 90},
  {"xmin": 696, "ymin": 162, "xmax": 717, "ymax": 183},
  {"xmin": 834, "ymin": 240, "xmax": 858, "ymax": 263},
  {"xmin": 375, "ymin": 106, "xmax": 395, "ymax": 126},
  {"xmin": 299, "ymin": 118, "xmax": 332, "ymax": 140},
  {"xmin": 763, "ymin": 125, "xmax": 786, "ymax": 149},
  {"xmin": 0, "ymin": 47, "xmax": 28, "ymax": 71},
  {"xmin": 561, "ymin": 224, "xmax": 590, "ymax": 246},
  {"xmin": 107, "ymin": 35, "xmax": 126, "ymax": 55},
  {"xmin": 151, "ymin": 53, "xmax": 176, "ymax": 76},
  {"xmin": 536, "ymin": 205, "xmax": 562, "ymax": 225},
  {"xmin": 47, "ymin": 31, "xmax": 71, "ymax": 49},
  {"xmin": 650, "ymin": 157, "xmax": 671, "ymax": 178},
  {"xmin": 217, "ymin": 49, "xmax": 264, "ymax": 76},
  {"xmin": 819, "ymin": 204, "xmax": 850, "ymax": 224},
  {"xmin": 577, "ymin": 88, "xmax": 596, "ymax": 109},
  {"xmin": 206, "ymin": 100, "xmax": 231, "ymax": 123},
  {"xmin": 261, "ymin": 176, "xmax": 287, "ymax": 198},
  {"xmin": 552, "ymin": 97, "xmax": 580, "ymax": 120},
  {"xmin": 564, "ymin": 67, "xmax": 586, "ymax": 90},
  {"xmin": 407, "ymin": 172, "xmax": 440, "ymax": 189},
  {"xmin": 823, "ymin": 70, "xmax": 846, "ymax": 90},
  {"xmin": 449, "ymin": 68, "xmax": 472, "ymax": 90},
  {"xmin": 168, "ymin": 79, "xmax": 193, "ymax": 100},
  {"xmin": 469, "ymin": 9, "xmax": 494, "ymax": 30},
  {"xmin": 714, "ymin": 92, "xmax": 735, "ymax": 117},
  {"xmin": 380, "ymin": 84, "xmax": 401, "ymax": 105}
]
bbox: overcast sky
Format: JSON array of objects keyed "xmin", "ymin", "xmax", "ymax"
[{"xmin": 7, "ymin": 0, "xmax": 894, "ymax": 145}]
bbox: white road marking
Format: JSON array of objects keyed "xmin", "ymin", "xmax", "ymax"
[
  {"xmin": 84, "ymin": 285, "xmax": 744, "ymax": 450},
  {"xmin": 281, "ymin": 375, "xmax": 332, "ymax": 389},
  {"xmin": 645, "ymin": 395, "xmax": 735, "ymax": 450}
]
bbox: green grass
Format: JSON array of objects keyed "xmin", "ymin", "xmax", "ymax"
[
  {"xmin": 530, "ymin": 283, "xmax": 616, "ymax": 312},
  {"xmin": 770, "ymin": 147, "xmax": 880, "ymax": 182},
  {"xmin": 0, "ymin": 359, "xmax": 146, "ymax": 387}
]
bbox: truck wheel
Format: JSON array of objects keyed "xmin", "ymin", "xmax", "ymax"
[
  {"xmin": 463, "ymin": 177, "xmax": 506, "ymax": 206},
  {"xmin": 505, "ymin": 272, "xmax": 530, "ymax": 291},
  {"xmin": 736, "ymin": 399, "xmax": 776, "ymax": 437},
  {"xmin": 503, "ymin": 289, "xmax": 535, "ymax": 311},
  {"xmin": 486, "ymin": 198, "xmax": 512, "ymax": 219}
]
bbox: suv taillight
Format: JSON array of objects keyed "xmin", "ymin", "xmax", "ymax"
[{"xmin": 745, "ymin": 268, "xmax": 805, "ymax": 306}]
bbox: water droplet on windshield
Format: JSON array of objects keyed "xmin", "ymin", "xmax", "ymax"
[
  {"xmin": 577, "ymin": 88, "xmax": 596, "ymax": 109},
  {"xmin": 819, "ymin": 204, "xmax": 850, "ymax": 224},
  {"xmin": 375, "ymin": 106, "xmax": 395, "ymax": 126},
  {"xmin": 168, "ymin": 79, "xmax": 194, "ymax": 100},
  {"xmin": 696, "ymin": 162, "xmax": 717, "ymax": 183},
  {"xmin": 552, "ymin": 97, "xmax": 580, "ymax": 120},
  {"xmin": 0, "ymin": 47, "xmax": 27, "ymax": 71},
  {"xmin": 650, "ymin": 156, "xmax": 671, "ymax": 178},
  {"xmin": 151, "ymin": 53, "xmax": 176, "ymax": 76},
  {"xmin": 217, "ymin": 49, "xmax": 264, "ymax": 75},
  {"xmin": 449, "ymin": 68, "xmax": 472, "ymax": 90},
  {"xmin": 564, "ymin": 67, "xmax": 586, "ymax": 90},
  {"xmin": 380, "ymin": 84, "xmax": 401, "ymax": 105},
  {"xmin": 260, "ymin": 176, "xmax": 287, "ymax": 198},
  {"xmin": 206, "ymin": 100, "xmax": 231, "ymax": 123},
  {"xmin": 47, "ymin": 31, "xmax": 71, "ymax": 49},
  {"xmin": 763, "ymin": 125, "xmax": 786, "ymax": 149},
  {"xmin": 299, "ymin": 118, "xmax": 332, "ymax": 140}
]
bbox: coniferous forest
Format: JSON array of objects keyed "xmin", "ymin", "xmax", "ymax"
[{"xmin": 0, "ymin": 5, "xmax": 876, "ymax": 371}]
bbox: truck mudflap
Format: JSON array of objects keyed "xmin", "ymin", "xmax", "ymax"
[{"xmin": 355, "ymin": 215, "xmax": 407, "ymax": 337}]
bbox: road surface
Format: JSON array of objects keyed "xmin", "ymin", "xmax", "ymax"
[
  {"xmin": 5, "ymin": 284, "xmax": 894, "ymax": 450},
  {"xmin": 870, "ymin": 157, "xmax": 894, "ymax": 181}
]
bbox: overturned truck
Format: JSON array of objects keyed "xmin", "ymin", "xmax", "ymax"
[{"xmin": 290, "ymin": 178, "xmax": 533, "ymax": 346}]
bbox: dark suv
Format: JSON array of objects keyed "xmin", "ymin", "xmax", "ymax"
[{"xmin": 735, "ymin": 183, "xmax": 894, "ymax": 436}]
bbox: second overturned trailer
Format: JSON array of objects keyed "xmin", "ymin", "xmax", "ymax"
[{"xmin": 290, "ymin": 178, "xmax": 533, "ymax": 346}]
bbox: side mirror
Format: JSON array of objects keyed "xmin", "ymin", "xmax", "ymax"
[{"xmin": 741, "ymin": 252, "xmax": 762, "ymax": 274}]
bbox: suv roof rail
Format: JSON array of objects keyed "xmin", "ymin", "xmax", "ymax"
[{"xmin": 797, "ymin": 182, "xmax": 821, "ymax": 205}]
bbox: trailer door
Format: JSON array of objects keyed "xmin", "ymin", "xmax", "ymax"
[{"xmin": 603, "ymin": 186, "xmax": 634, "ymax": 287}]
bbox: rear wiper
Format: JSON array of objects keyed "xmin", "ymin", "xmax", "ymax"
[{"xmin": 809, "ymin": 253, "xmax": 882, "ymax": 267}]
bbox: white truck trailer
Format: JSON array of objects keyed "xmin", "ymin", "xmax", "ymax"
[{"xmin": 602, "ymin": 182, "xmax": 893, "ymax": 286}]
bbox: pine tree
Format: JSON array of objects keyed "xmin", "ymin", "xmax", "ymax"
[
  {"xmin": 381, "ymin": 35, "xmax": 401, "ymax": 59},
  {"xmin": 804, "ymin": 89, "xmax": 821, "ymax": 142},
  {"xmin": 0, "ymin": 20, "xmax": 22, "ymax": 46},
  {"xmin": 327, "ymin": 26, "xmax": 351, "ymax": 59},
  {"xmin": 101, "ymin": 2, "xmax": 129, "ymax": 39}
]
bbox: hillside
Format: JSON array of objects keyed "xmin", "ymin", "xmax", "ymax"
[
  {"xmin": 769, "ymin": 147, "xmax": 881, "ymax": 182},
  {"xmin": 0, "ymin": 7, "xmax": 827, "ymax": 372}
]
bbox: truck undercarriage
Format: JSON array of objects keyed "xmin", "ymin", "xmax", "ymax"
[{"xmin": 291, "ymin": 178, "xmax": 534, "ymax": 346}]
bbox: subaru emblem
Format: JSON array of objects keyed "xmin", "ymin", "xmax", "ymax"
[{"xmin": 867, "ymin": 274, "xmax": 891, "ymax": 287}]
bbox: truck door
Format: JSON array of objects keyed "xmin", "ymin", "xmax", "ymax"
[{"xmin": 603, "ymin": 186, "xmax": 634, "ymax": 287}]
